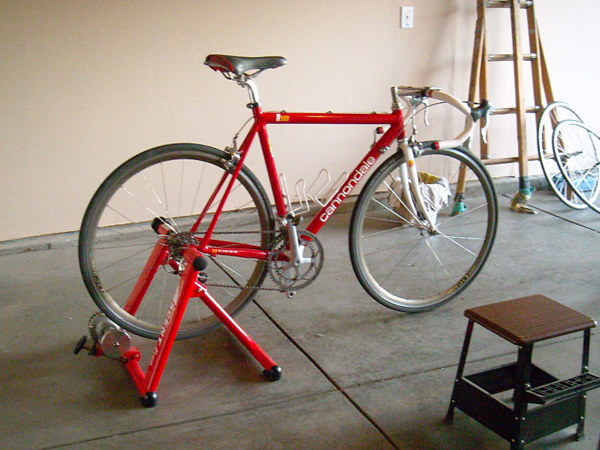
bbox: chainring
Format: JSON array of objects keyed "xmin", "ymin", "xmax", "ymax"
[{"xmin": 267, "ymin": 230, "xmax": 324, "ymax": 293}]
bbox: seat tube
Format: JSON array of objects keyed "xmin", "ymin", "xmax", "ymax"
[{"xmin": 255, "ymin": 111, "xmax": 287, "ymax": 217}]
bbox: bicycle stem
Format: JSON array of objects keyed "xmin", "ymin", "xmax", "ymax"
[{"xmin": 236, "ymin": 76, "xmax": 261, "ymax": 106}]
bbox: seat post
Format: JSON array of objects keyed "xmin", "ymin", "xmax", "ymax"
[{"xmin": 236, "ymin": 77, "xmax": 261, "ymax": 107}]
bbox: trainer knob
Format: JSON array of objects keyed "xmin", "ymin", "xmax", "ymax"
[
  {"xmin": 193, "ymin": 256, "xmax": 208, "ymax": 271},
  {"xmin": 74, "ymin": 336, "xmax": 88, "ymax": 354}
]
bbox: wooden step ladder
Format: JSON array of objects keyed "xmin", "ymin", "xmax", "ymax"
[{"xmin": 469, "ymin": 0, "xmax": 554, "ymax": 213}]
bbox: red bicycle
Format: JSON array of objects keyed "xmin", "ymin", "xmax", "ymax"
[{"xmin": 77, "ymin": 55, "xmax": 497, "ymax": 405}]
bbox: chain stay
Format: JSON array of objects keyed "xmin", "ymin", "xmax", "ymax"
[
  {"xmin": 190, "ymin": 229, "xmax": 323, "ymax": 293},
  {"xmin": 192, "ymin": 228, "xmax": 280, "ymax": 291}
]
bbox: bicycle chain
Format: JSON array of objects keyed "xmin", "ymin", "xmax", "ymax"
[
  {"xmin": 193, "ymin": 229, "xmax": 281, "ymax": 291},
  {"xmin": 203, "ymin": 281, "xmax": 283, "ymax": 292}
]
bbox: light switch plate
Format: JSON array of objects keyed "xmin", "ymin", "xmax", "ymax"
[{"xmin": 401, "ymin": 6, "xmax": 414, "ymax": 29}]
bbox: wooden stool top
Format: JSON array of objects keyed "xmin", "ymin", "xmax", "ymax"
[{"xmin": 465, "ymin": 294, "xmax": 596, "ymax": 346}]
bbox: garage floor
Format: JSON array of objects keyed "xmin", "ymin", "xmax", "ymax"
[{"xmin": 1, "ymin": 189, "xmax": 599, "ymax": 449}]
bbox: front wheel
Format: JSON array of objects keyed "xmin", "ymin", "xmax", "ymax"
[{"xmin": 349, "ymin": 148, "xmax": 498, "ymax": 312}]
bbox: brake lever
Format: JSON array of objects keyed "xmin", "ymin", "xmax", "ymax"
[
  {"xmin": 470, "ymin": 99, "xmax": 492, "ymax": 122},
  {"xmin": 471, "ymin": 99, "xmax": 492, "ymax": 144}
]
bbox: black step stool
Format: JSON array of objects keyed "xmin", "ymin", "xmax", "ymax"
[{"xmin": 445, "ymin": 294, "xmax": 599, "ymax": 449}]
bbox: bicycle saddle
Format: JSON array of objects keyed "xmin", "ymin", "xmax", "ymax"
[{"xmin": 204, "ymin": 54, "xmax": 287, "ymax": 76}]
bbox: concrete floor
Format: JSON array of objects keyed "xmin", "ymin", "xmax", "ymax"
[{"xmin": 1, "ymin": 189, "xmax": 599, "ymax": 449}]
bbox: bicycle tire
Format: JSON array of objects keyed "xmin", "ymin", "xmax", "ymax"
[
  {"xmin": 349, "ymin": 147, "xmax": 497, "ymax": 312},
  {"xmin": 79, "ymin": 143, "xmax": 274, "ymax": 339},
  {"xmin": 537, "ymin": 102, "xmax": 588, "ymax": 209},
  {"xmin": 553, "ymin": 120, "xmax": 600, "ymax": 213}
]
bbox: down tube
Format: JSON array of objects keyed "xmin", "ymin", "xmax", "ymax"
[{"xmin": 306, "ymin": 124, "xmax": 403, "ymax": 235}]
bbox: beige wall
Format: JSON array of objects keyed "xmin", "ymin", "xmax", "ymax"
[{"xmin": 1, "ymin": 0, "xmax": 598, "ymax": 242}]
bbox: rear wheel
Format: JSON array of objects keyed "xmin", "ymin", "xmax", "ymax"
[
  {"xmin": 349, "ymin": 148, "xmax": 497, "ymax": 312},
  {"xmin": 79, "ymin": 144, "xmax": 273, "ymax": 339}
]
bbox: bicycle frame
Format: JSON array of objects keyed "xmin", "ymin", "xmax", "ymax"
[
  {"xmin": 78, "ymin": 56, "xmax": 494, "ymax": 406},
  {"xmin": 194, "ymin": 105, "xmax": 408, "ymax": 259}
]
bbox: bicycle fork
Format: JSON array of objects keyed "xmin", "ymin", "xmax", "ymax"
[{"xmin": 397, "ymin": 139, "xmax": 439, "ymax": 233}]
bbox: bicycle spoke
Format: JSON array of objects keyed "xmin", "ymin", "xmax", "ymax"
[
  {"xmin": 190, "ymin": 163, "xmax": 207, "ymax": 216},
  {"xmin": 382, "ymin": 180, "xmax": 423, "ymax": 225},
  {"xmin": 140, "ymin": 170, "xmax": 181, "ymax": 233},
  {"xmin": 372, "ymin": 196, "xmax": 418, "ymax": 227},
  {"xmin": 378, "ymin": 237, "xmax": 423, "ymax": 284},
  {"xmin": 360, "ymin": 220, "xmax": 407, "ymax": 238},
  {"xmin": 425, "ymin": 241, "xmax": 452, "ymax": 296},
  {"xmin": 95, "ymin": 243, "xmax": 156, "ymax": 272},
  {"xmin": 177, "ymin": 159, "xmax": 185, "ymax": 218},
  {"xmin": 93, "ymin": 240, "xmax": 162, "ymax": 251},
  {"xmin": 105, "ymin": 272, "xmax": 147, "ymax": 294},
  {"xmin": 424, "ymin": 238, "xmax": 452, "ymax": 279},
  {"xmin": 437, "ymin": 202, "xmax": 486, "ymax": 225}
]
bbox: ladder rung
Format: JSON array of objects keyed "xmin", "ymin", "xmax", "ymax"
[
  {"xmin": 488, "ymin": 53, "xmax": 537, "ymax": 62},
  {"xmin": 481, "ymin": 155, "xmax": 539, "ymax": 165},
  {"xmin": 492, "ymin": 106, "xmax": 541, "ymax": 115},
  {"xmin": 486, "ymin": 1, "xmax": 533, "ymax": 8}
]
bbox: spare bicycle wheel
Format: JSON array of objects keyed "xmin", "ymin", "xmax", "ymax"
[
  {"xmin": 552, "ymin": 120, "xmax": 600, "ymax": 213},
  {"xmin": 537, "ymin": 102, "xmax": 588, "ymax": 209}
]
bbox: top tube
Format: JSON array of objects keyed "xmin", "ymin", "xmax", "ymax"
[{"xmin": 258, "ymin": 111, "xmax": 404, "ymax": 126}]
